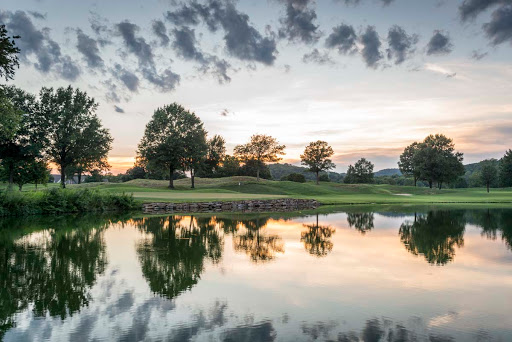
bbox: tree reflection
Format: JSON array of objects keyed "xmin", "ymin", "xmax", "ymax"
[
  {"xmin": 399, "ymin": 211, "xmax": 466, "ymax": 265},
  {"xmin": 347, "ymin": 212, "xmax": 374, "ymax": 234},
  {"xmin": 301, "ymin": 214, "xmax": 335, "ymax": 257},
  {"xmin": 467, "ymin": 209, "xmax": 512, "ymax": 251},
  {"xmin": 0, "ymin": 215, "xmax": 113, "ymax": 338},
  {"xmin": 134, "ymin": 215, "xmax": 223, "ymax": 299},
  {"xmin": 233, "ymin": 216, "xmax": 284, "ymax": 263}
]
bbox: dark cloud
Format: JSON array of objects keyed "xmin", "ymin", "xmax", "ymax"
[
  {"xmin": 76, "ymin": 29, "xmax": 104, "ymax": 69},
  {"xmin": 360, "ymin": 26, "xmax": 383, "ymax": 68},
  {"xmin": 277, "ymin": 0, "xmax": 320, "ymax": 44},
  {"xmin": 28, "ymin": 11, "xmax": 46, "ymax": 20},
  {"xmin": 302, "ymin": 48, "xmax": 335, "ymax": 65},
  {"xmin": 114, "ymin": 105, "xmax": 125, "ymax": 113},
  {"xmin": 152, "ymin": 20, "xmax": 170, "ymax": 46},
  {"xmin": 325, "ymin": 24, "xmax": 357, "ymax": 54},
  {"xmin": 171, "ymin": 26, "xmax": 232, "ymax": 83},
  {"xmin": 386, "ymin": 25, "xmax": 418, "ymax": 64},
  {"xmin": 165, "ymin": 0, "xmax": 278, "ymax": 65},
  {"xmin": 459, "ymin": 0, "xmax": 510, "ymax": 21},
  {"xmin": 112, "ymin": 64, "xmax": 140, "ymax": 92},
  {"xmin": 1, "ymin": 10, "xmax": 81, "ymax": 79},
  {"xmin": 88, "ymin": 11, "xmax": 112, "ymax": 46},
  {"xmin": 483, "ymin": 5, "xmax": 512, "ymax": 45},
  {"xmin": 56, "ymin": 55, "xmax": 80, "ymax": 81},
  {"xmin": 471, "ymin": 49, "xmax": 488, "ymax": 60},
  {"xmin": 426, "ymin": 30, "xmax": 453, "ymax": 55},
  {"xmin": 116, "ymin": 20, "xmax": 180, "ymax": 91}
]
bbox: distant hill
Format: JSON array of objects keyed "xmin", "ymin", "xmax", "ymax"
[
  {"xmin": 268, "ymin": 163, "xmax": 344, "ymax": 182},
  {"xmin": 375, "ymin": 168, "xmax": 402, "ymax": 177}
]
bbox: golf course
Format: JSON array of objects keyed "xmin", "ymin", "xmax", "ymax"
[{"xmin": 43, "ymin": 176, "xmax": 512, "ymax": 205}]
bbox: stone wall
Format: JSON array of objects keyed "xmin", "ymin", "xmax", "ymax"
[{"xmin": 142, "ymin": 198, "xmax": 320, "ymax": 214}]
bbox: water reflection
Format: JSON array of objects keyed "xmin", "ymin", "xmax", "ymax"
[
  {"xmin": 399, "ymin": 211, "xmax": 466, "ymax": 265},
  {"xmin": 347, "ymin": 212, "xmax": 375, "ymax": 235},
  {"xmin": 301, "ymin": 214, "xmax": 336, "ymax": 257},
  {"xmin": 1, "ymin": 208, "xmax": 512, "ymax": 341},
  {"xmin": 0, "ymin": 215, "xmax": 121, "ymax": 339},
  {"xmin": 134, "ymin": 216, "xmax": 223, "ymax": 299}
]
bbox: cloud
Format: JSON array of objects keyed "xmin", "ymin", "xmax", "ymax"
[
  {"xmin": 116, "ymin": 20, "xmax": 180, "ymax": 91},
  {"xmin": 1, "ymin": 10, "xmax": 80, "ymax": 79},
  {"xmin": 171, "ymin": 26, "xmax": 232, "ymax": 83},
  {"xmin": 76, "ymin": 29, "xmax": 104, "ymax": 69},
  {"xmin": 424, "ymin": 63, "xmax": 457, "ymax": 78},
  {"xmin": 28, "ymin": 11, "xmax": 46, "ymax": 20},
  {"xmin": 459, "ymin": 0, "xmax": 509, "ymax": 21},
  {"xmin": 426, "ymin": 30, "xmax": 453, "ymax": 55},
  {"xmin": 302, "ymin": 48, "xmax": 335, "ymax": 65},
  {"xmin": 325, "ymin": 24, "xmax": 357, "ymax": 54},
  {"xmin": 152, "ymin": 20, "xmax": 170, "ymax": 46},
  {"xmin": 360, "ymin": 26, "xmax": 383, "ymax": 68},
  {"xmin": 483, "ymin": 5, "xmax": 512, "ymax": 45},
  {"xmin": 471, "ymin": 49, "xmax": 488, "ymax": 60},
  {"xmin": 112, "ymin": 64, "xmax": 140, "ymax": 92},
  {"xmin": 386, "ymin": 25, "xmax": 418, "ymax": 64},
  {"xmin": 277, "ymin": 0, "xmax": 320, "ymax": 44},
  {"xmin": 336, "ymin": 0, "xmax": 395, "ymax": 6},
  {"xmin": 165, "ymin": 0, "xmax": 278, "ymax": 65},
  {"xmin": 114, "ymin": 105, "xmax": 125, "ymax": 113}
]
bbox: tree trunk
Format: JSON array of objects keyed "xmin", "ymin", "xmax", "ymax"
[
  {"xmin": 191, "ymin": 169, "xmax": 195, "ymax": 189},
  {"xmin": 316, "ymin": 171, "xmax": 319, "ymax": 185},
  {"xmin": 35, "ymin": 182, "xmax": 38, "ymax": 190},
  {"xmin": 439, "ymin": 182, "xmax": 443, "ymax": 190},
  {"xmin": 256, "ymin": 167, "xmax": 260, "ymax": 182},
  {"xmin": 487, "ymin": 183, "xmax": 490, "ymax": 193},
  {"xmin": 61, "ymin": 167, "xmax": 66, "ymax": 189},
  {"xmin": 18, "ymin": 184, "xmax": 22, "ymax": 191},
  {"xmin": 78, "ymin": 170, "xmax": 82, "ymax": 184},
  {"xmin": 7, "ymin": 162, "xmax": 14, "ymax": 191},
  {"xmin": 168, "ymin": 165, "xmax": 174, "ymax": 189},
  {"xmin": 414, "ymin": 176, "xmax": 417, "ymax": 187},
  {"xmin": 429, "ymin": 180, "xmax": 433, "ymax": 189}
]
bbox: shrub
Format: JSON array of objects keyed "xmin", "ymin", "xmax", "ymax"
[
  {"xmin": 0, "ymin": 188, "xmax": 139, "ymax": 216},
  {"xmin": 281, "ymin": 173, "xmax": 306, "ymax": 183}
]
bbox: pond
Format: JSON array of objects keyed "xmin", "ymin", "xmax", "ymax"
[{"xmin": 1, "ymin": 207, "xmax": 511, "ymax": 341}]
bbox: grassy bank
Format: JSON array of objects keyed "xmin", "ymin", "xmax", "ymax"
[
  {"xmin": 0, "ymin": 188, "xmax": 139, "ymax": 216},
  {"xmin": 58, "ymin": 176, "xmax": 512, "ymax": 205}
]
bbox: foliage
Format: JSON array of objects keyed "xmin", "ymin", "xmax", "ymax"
[
  {"xmin": 198, "ymin": 135, "xmax": 226, "ymax": 177},
  {"xmin": 38, "ymin": 86, "xmax": 111, "ymax": 188},
  {"xmin": 344, "ymin": 158, "xmax": 375, "ymax": 184},
  {"xmin": 216, "ymin": 155, "xmax": 240, "ymax": 178},
  {"xmin": 239, "ymin": 159, "xmax": 272, "ymax": 179},
  {"xmin": 319, "ymin": 174, "xmax": 330, "ymax": 182},
  {"xmin": 268, "ymin": 163, "xmax": 344, "ymax": 182},
  {"xmin": 0, "ymin": 188, "xmax": 138, "ymax": 216},
  {"xmin": 398, "ymin": 142, "xmax": 420, "ymax": 186},
  {"xmin": 137, "ymin": 103, "xmax": 205, "ymax": 188},
  {"xmin": 480, "ymin": 159, "xmax": 498, "ymax": 193},
  {"xmin": 281, "ymin": 173, "xmax": 306, "ymax": 183},
  {"xmin": 0, "ymin": 91, "xmax": 22, "ymax": 142},
  {"xmin": 500, "ymin": 149, "xmax": 512, "ymax": 187},
  {"xmin": 0, "ymin": 25, "xmax": 20, "ymax": 81},
  {"xmin": 300, "ymin": 141, "xmax": 336, "ymax": 185},
  {"xmin": 234, "ymin": 134, "xmax": 285, "ymax": 181}
]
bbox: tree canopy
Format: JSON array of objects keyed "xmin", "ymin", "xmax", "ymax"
[
  {"xmin": 499, "ymin": 149, "xmax": 512, "ymax": 188},
  {"xmin": 344, "ymin": 158, "xmax": 374, "ymax": 184},
  {"xmin": 0, "ymin": 25, "xmax": 20, "ymax": 81},
  {"xmin": 300, "ymin": 140, "xmax": 336, "ymax": 185},
  {"xmin": 234, "ymin": 134, "xmax": 285, "ymax": 181}
]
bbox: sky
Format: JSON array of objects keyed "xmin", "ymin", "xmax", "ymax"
[{"xmin": 1, "ymin": 0, "xmax": 512, "ymax": 173}]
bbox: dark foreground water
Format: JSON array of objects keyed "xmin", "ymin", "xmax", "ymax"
[{"xmin": 1, "ymin": 207, "xmax": 511, "ymax": 342}]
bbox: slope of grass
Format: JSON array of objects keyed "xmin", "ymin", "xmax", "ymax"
[{"xmin": 62, "ymin": 177, "xmax": 512, "ymax": 205}]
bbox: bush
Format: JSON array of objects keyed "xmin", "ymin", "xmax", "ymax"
[
  {"xmin": 0, "ymin": 188, "xmax": 139, "ymax": 216},
  {"xmin": 281, "ymin": 173, "xmax": 306, "ymax": 183},
  {"xmin": 319, "ymin": 174, "xmax": 330, "ymax": 182}
]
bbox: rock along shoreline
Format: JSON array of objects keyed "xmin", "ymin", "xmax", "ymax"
[{"xmin": 142, "ymin": 198, "xmax": 320, "ymax": 214}]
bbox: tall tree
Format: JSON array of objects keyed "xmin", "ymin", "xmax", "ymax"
[
  {"xmin": 181, "ymin": 121, "xmax": 207, "ymax": 188},
  {"xmin": 0, "ymin": 25, "xmax": 20, "ymax": 81},
  {"xmin": 137, "ymin": 103, "xmax": 204, "ymax": 189},
  {"xmin": 0, "ymin": 86, "xmax": 41, "ymax": 190},
  {"xmin": 300, "ymin": 141, "xmax": 336, "ymax": 185},
  {"xmin": 38, "ymin": 86, "xmax": 111, "ymax": 188},
  {"xmin": 200, "ymin": 135, "xmax": 226, "ymax": 177},
  {"xmin": 344, "ymin": 158, "xmax": 374, "ymax": 184},
  {"xmin": 499, "ymin": 149, "xmax": 512, "ymax": 188},
  {"xmin": 413, "ymin": 134, "xmax": 464, "ymax": 189},
  {"xmin": 480, "ymin": 160, "xmax": 498, "ymax": 193},
  {"xmin": 398, "ymin": 142, "xmax": 420, "ymax": 186},
  {"xmin": 234, "ymin": 134, "xmax": 286, "ymax": 181}
]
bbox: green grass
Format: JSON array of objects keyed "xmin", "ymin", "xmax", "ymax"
[{"xmin": 4, "ymin": 176, "xmax": 512, "ymax": 206}]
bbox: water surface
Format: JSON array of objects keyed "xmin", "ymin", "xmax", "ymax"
[{"xmin": 1, "ymin": 207, "xmax": 511, "ymax": 341}]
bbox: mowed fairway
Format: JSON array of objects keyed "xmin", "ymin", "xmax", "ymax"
[{"xmin": 55, "ymin": 176, "xmax": 512, "ymax": 205}]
